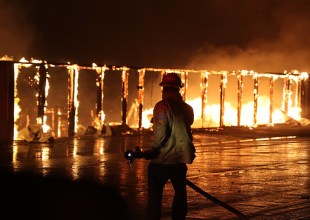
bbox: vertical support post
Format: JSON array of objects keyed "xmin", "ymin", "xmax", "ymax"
[
  {"xmin": 287, "ymin": 76, "xmax": 291, "ymax": 114},
  {"xmin": 14, "ymin": 64, "xmax": 21, "ymax": 139},
  {"xmin": 160, "ymin": 71, "xmax": 166, "ymax": 93},
  {"xmin": 160, "ymin": 71, "xmax": 166, "ymax": 94},
  {"xmin": 53, "ymin": 106, "xmax": 58, "ymax": 137},
  {"xmin": 269, "ymin": 77, "xmax": 274, "ymax": 124},
  {"xmin": 219, "ymin": 72, "xmax": 227, "ymax": 127},
  {"xmin": 300, "ymin": 73, "xmax": 310, "ymax": 118},
  {"xmin": 0, "ymin": 61, "xmax": 15, "ymax": 144},
  {"xmin": 253, "ymin": 75, "xmax": 259, "ymax": 126},
  {"xmin": 95, "ymin": 66, "xmax": 106, "ymax": 129},
  {"xmin": 137, "ymin": 69, "xmax": 145, "ymax": 130},
  {"xmin": 180, "ymin": 71, "xmax": 188, "ymax": 101},
  {"xmin": 283, "ymin": 71, "xmax": 290, "ymax": 114},
  {"xmin": 296, "ymin": 76, "xmax": 301, "ymax": 112},
  {"xmin": 37, "ymin": 64, "xmax": 47, "ymax": 124},
  {"xmin": 237, "ymin": 73, "xmax": 243, "ymax": 126},
  {"xmin": 95, "ymin": 69, "xmax": 102, "ymax": 121},
  {"xmin": 57, "ymin": 107, "xmax": 63, "ymax": 137},
  {"xmin": 67, "ymin": 65, "xmax": 79, "ymax": 137},
  {"xmin": 121, "ymin": 68, "xmax": 129, "ymax": 126},
  {"xmin": 200, "ymin": 71, "xmax": 208, "ymax": 128},
  {"xmin": 159, "ymin": 70, "xmax": 167, "ymax": 115}
]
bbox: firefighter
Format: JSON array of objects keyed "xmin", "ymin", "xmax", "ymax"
[{"xmin": 145, "ymin": 73, "xmax": 196, "ymax": 220}]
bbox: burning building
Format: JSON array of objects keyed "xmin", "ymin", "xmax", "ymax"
[{"xmin": 1, "ymin": 59, "xmax": 310, "ymax": 143}]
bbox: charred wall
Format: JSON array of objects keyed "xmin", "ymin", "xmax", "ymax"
[
  {"xmin": 0, "ymin": 61, "xmax": 14, "ymax": 144},
  {"xmin": 301, "ymin": 79, "xmax": 310, "ymax": 119}
]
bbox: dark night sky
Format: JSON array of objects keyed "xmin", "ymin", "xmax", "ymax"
[{"xmin": 1, "ymin": 0, "xmax": 310, "ymax": 72}]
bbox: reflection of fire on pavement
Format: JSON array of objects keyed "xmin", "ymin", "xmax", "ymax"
[{"xmin": 17, "ymin": 124, "xmax": 54, "ymax": 143}]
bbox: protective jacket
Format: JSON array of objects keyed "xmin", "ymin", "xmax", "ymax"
[{"xmin": 151, "ymin": 91, "xmax": 196, "ymax": 164}]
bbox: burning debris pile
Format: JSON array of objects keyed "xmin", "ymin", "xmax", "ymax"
[
  {"xmin": 2, "ymin": 58, "xmax": 309, "ymax": 142},
  {"xmin": 17, "ymin": 124, "xmax": 54, "ymax": 143}
]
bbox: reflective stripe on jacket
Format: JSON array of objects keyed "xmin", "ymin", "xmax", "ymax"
[{"xmin": 151, "ymin": 91, "xmax": 196, "ymax": 164}]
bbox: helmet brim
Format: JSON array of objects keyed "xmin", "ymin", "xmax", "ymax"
[{"xmin": 159, "ymin": 82, "xmax": 183, "ymax": 88}]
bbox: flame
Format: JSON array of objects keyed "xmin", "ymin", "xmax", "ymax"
[
  {"xmin": 13, "ymin": 64, "xmax": 21, "ymax": 139},
  {"xmin": 138, "ymin": 70, "xmax": 308, "ymax": 129},
  {"xmin": 43, "ymin": 71, "xmax": 51, "ymax": 133},
  {"xmin": 11, "ymin": 59, "xmax": 309, "ymax": 138},
  {"xmin": 0, "ymin": 55, "xmax": 14, "ymax": 61},
  {"xmin": 141, "ymin": 94, "xmax": 303, "ymax": 129},
  {"xmin": 93, "ymin": 65, "xmax": 107, "ymax": 129},
  {"xmin": 142, "ymin": 108, "xmax": 153, "ymax": 128},
  {"xmin": 35, "ymin": 65, "xmax": 51, "ymax": 133},
  {"xmin": 74, "ymin": 66, "xmax": 80, "ymax": 132},
  {"xmin": 57, "ymin": 108, "xmax": 63, "ymax": 137},
  {"xmin": 14, "ymin": 59, "xmax": 52, "ymax": 139},
  {"xmin": 67, "ymin": 65, "xmax": 80, "ymax": 133}
]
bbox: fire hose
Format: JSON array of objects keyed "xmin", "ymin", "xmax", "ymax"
[{"xmin": 124, "ymin": 147, "xmax": 248, "ymax": 220}]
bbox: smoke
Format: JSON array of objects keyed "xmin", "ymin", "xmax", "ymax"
[
  {"xmin": 0, "ymin": 1, "xmax": 35, "ymax": 60},
  {"xmin": 188, "ymin": 1, "xmax": 310, "ymax": 73},
  {"xmin": 1, "ymin": 0, "xmax": 310, "ymax": 73}
]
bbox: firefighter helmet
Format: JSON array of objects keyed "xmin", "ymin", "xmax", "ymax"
[{"xmin": 159, "ymin": 73, "xmax": 183, "ymax": 88}]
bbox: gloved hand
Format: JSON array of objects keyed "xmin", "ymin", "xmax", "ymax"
[
  {"xmin": 134, "ymin": 146, "xmax": 160, "ymax": 160},
  {"xmin": 140, "ymin": 148, "xmax": 160, "ymax": 160},
  {"xmin": 133, "ymin": 146, "xmax": 143, "ymax": 159}
]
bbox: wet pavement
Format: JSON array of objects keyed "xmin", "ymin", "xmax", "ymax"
[{"xmin": 1, "ymin": 131, "xmax": 310, "ymax": 219}]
